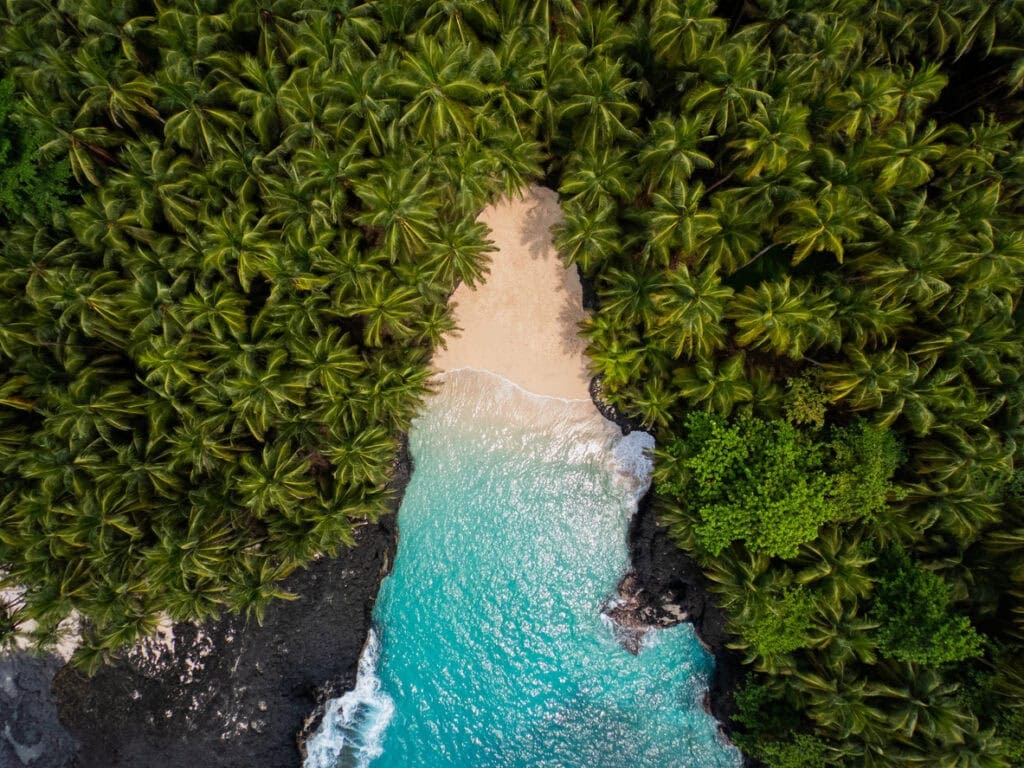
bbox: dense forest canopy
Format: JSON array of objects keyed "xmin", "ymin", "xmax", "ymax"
[{"xmin": 1, "ymin": 0, "xmax": 1023, "ymax": 765}]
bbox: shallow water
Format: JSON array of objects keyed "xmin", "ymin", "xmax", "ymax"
[{"xmin": 304, "ymin": 370, "xmax": 741, "ymax": 768}]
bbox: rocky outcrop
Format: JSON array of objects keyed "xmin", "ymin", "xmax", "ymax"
[
  {"xmin": 590, "ymin": 376, "xmax": 748, "ymax": 759},
  {"xmin": 0, "ymin": 653, "xmax": 76, "ymax": 768},
  {"xmin": 600, "ymin": 571, "xmax": 689, "ymax": 654},
  {"xmin": 626, "ymin": 490, "xmax": 745, "ymax": 731},
  {"xmin": 49, "ymin": 438, "xmax": 410, "ymax": 768},
  {"xmin": 52, "ymin": 517, "xmax": 396, "ymax": 768}
]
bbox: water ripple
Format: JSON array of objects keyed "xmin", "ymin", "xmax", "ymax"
[{"xmin": 305, "ymin": 370, "xmax": 742, "ymax": 768}]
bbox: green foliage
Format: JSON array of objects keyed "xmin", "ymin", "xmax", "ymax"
[
  {"xmin": 0, "ymin": 1, "xmax": 1022, "ymax": 763},
  {"xmin": 668, "ymin": 413, "xmax": 833, "ymax": 558},
  {"xmin": 1006, "ymin": 471, "xmax": 1024, "ymax": 506},
  {"xmin": 784, "ymin": 373, "xmax": 828, "ymax": 429},
  {"xmin": 744, "ymin": 586, "xmax": 817, "ymax": 656},
  {"xmin": 736, "ymin": 681, "xmax": 832, "ymax": 767},
  {"xmin": 0, "ymin": 77, "xmax": 67, "ymax": 223},
  {"xmin": 0, "ymin": 0, "xmax": 540, "ymax": 661},
  {"xmin": 662, "ymin": 413, "xmax": 900, "ymax": 558},
  {"xmin": 756, "ymin": 734, "xmax": 832, "ymax": 768},
  {"xmin": 828, "ymin": 419, "xmax": 905, "ymax": 522},
  {"xmin": 871, "ymin": 549, "xmax": 985, "ymax": 666}
]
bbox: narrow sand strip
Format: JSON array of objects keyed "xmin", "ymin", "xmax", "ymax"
[{"xmin": 432, "ymin": 186, "xmax": 593, "ymax": 401}]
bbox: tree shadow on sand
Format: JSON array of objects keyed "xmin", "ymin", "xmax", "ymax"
[{"xmin": 518, "ymin": 187, "xmax": 564, "ymax": 261}]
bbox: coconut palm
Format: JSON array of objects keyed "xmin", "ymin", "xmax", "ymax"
[
  {"xmin": 775, "ymin": 186, "xmax": 868, "ymax": 266},
  {"xmin": 673, "ymin": 352, "xmax": 755, "ymax": 416},
  {"xmin": 391, "ymin": 38, "xmax": 489, "ymax": 143},
  {"xmin": 553, "ymin": 200, "xmax": 623, "ymax": 273},
  {"xmin": 686, "ymin": 41, "xmax": 771, "ymax": 133},
  {"xmin": 651, "ymin": 265, "xmax": 732, "ymax": 358},
  {"xmin": 645, "ymin": 181, "xmax": 720, "ymax": 264},
  {"xmin": 560, "ymin": 147, "xmax": 635, "ymax": 208},
  {"xmin": 558, "ymin": 57, "xmax": 640, "ymax": 151},
  {"xmin": 425, "ymin": 216, "xmax": 496, "ymax": 288},
  {"xmin": 637, "ymin": 114, "xmax": 715, "ymax": 195},
  {"xmin": 353, "ymin": 165, "xmax": 438, "ymax": 260},
  {"xmin": 726, "ymin": 277, "xmax": 838, "ymax": 359},
  {"xmin": 649, "ymin": 0, "xmax": 724, "ymax": 67}
]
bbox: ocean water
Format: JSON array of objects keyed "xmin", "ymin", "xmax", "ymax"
[{"xmin": 304, "ymin": 369, "xmax": 742, "ymax": 768}]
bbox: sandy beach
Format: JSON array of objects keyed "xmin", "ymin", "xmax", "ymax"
[{"xmin": 432, "ymin": 186, "xmax": 593, "ymax": 401}]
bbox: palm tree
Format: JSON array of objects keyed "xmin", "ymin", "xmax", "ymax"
[
  {"xmin": 108, "ymin": 139, "xmax": 197, "ymax": 231},
  {"xmin": 825, "ymin": 68, "xmax": 901, "ymax": 140},
  {"xmin": 277, "ymin": 65, "xmax": 333, "ymax": 152},
  {"xmin": 220, "ymin": 346, "xmax": 307, "ymax": 440},
  {"xmin": 726, "ymin": 277, "xmax": 838, "ymax": 359},
  {"xmin": 860, "ymin": 121, "xmax": 947, "ymax": 193},
  {"xmin": 728, "ymin": 98, "xmax": 811, "ymax": 180},
  {"xmin": 823, "ymin": 274, "xmax": 911, "ymax": 348},
  {"xmin": 686, "ymin": 41, "xmax": 770, "ymax": 133},
  {"xmin": 21, "ymin": 95, "xmax": 120, "ymax": 186},
  {"xmin": 645, "ymin": 181, "xmax": 721, "ymax": 264},
  {"xmin": 821, "ymin": 346, "xmax": 919, "ymax": 414},
  {"xmin": 200, "ymin": 202, "xmax": 277, "ymax": 290},
  {"xmin": 343, "ymin": 274, "xmax": 421, "ymax": 348},
  {"xmin": 894, "ymin": 63, "xmax": 947, "ymax": 122},
  {"xmin": 294, "ymin": 0, "xmax": 382, "ymax": 63},
  {"xmin": 774, "ymin": 186, "xmax": 868, "ymax": 266},
  {"xmin": 420, "ymin": 0, "xmax": 499, "ymax": 44},
  {"xmin": 352, "ymin": 165, "xmax": 437, "ymax": 260},
  {"xmin": 553, "ymin": 200, "xmax": 623, "ymax": 273},
  {"xmin": 479, "ymin": 29, "xmax": 544, "ymax": 135},
  {"xmin": 327, "ymin": 424, "xmax": 398, "ymax": 488},
  {"xmin": 649, "ymin": 0, "xmax": 724, "ymax": 67},
  {"xmin": 597, "ymin": 266, "xmax": 663, "ymax": 329},
  {"xmin": 703, "ymin": 191, "xmax": 762, "ymax": 274},
  {"xmin": 236, "ymin": 441, "xmax": 317, "ymax": 519},
  {"xmin": 651, "ymin": 265, "xmax": 732, "ymax": 358},
  {"xmin": 637, "ymin": 114, "xmax": 715, "ymax": 195},
  {"xmin": 632, "ymin": 378, "xmax": 678, "ymax": 429},
  {"xmin": 211, "ymin": 52, "xmax": 288, "ymax": 148},
  {"xmin": 564, "ymin": 4, "xmax": 632, "ymax": 62},
  {"xmin": 796, "ymin": 671, "xmax": 891, "ymax": 741},
  {"xmin": 560, "ymin": 147, "xmax": 635, "ymax": 208},
  {"xmin": 673, "ymin": 352, "xmax": 754, "ymax": 416},
  {"xmin": 522, "ymin": 0, "xmax": 580, "ymax": 37},
  {"xmin": 581, "ymin": 313, "xmax": 644, "ymax": 395},
  {"xmin": 795, "ymin": 528, "xmax": 876, "ymax": 607},
  {"xmin": 390, "ymin": 38, "xmax": 489, "ymax": 143},
  {"xmin": 881, "ymin": 666, "xmax": 974, "ymax": 747},
  {"xmin": 67, "ymin": 188, "xmax": 156, "ymax": 254},
  {"xmin": 72, "ymin": 39, "xmax": 160, "ymax": 131},
  {"xmin": 558, "ymin": 57, "xmax": 640, "ymax": 151},
  {"xmin": 326, "ymin": 59, "xmax": 399, "ymax": 156},
  {"xmin": 425, "ymin": 216, "xmax": 496, "ymax": 288},
  {"xmin": 156, "ymin": 57, "xmax": 239, "ymax": 156}
]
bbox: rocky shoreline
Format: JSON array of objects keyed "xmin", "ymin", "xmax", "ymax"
[
  {"xmin": 590, "ymin": 375, "xmax": 751, "ymax": 765},
  {"xmin": 49, "ymin": 513, "xmax": 397, "ymax": 768},
  {"xmin": 5, "ymin": 379, "xmax": 751, "ymax": 768},
  {"xmin": 5, "ymin": 439, "xmax": 409, "ymax": 768}
]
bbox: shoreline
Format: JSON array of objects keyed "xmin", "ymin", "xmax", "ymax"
[
  {"xmin": 590, "ymin": 375, "xmax": 750, "ymax": 765},
  {"xmin": 47, "ymin": 459, "xmax": 405, "ymax": 768},
  {"xmin": 15, "ymin": 182, "xmax": 748, "ymax": 767}
]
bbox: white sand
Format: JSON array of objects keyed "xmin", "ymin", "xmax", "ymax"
[
  {"xmin": 0, "ymin": 582, "xmax": 80, "ymax": 661},
  {"xmin": 432, "ymin": 186, "xmax": 593, "ymax": 401}
]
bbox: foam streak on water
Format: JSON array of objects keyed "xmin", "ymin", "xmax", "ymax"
[{"xmin": 305, "ymin": 369, "xmax": 741, "ymax": 768}]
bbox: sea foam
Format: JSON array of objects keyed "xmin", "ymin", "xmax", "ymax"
[
  {"xmin": 304, "ymin": 630, "xmax": 394, "ymax": 768},
  {"xmin": 304, "ymin": 369, "xmax": 741, "ymax": 768}
]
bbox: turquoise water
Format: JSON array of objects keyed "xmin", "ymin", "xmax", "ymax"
[{"xmin": 305, "ymin": 369, "xmax": 741, "ymax": 768}]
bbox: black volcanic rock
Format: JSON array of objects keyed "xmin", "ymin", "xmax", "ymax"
[
  {"xmin": 0, "ymin": 653, "xmax": 76, "ymax": 768},
  {"xmin": 52, "ymin": 517, "xmax": 396, "ymax": 768},
  {"xmin": 627, "ymin": 488, "xmax": 748, "ymax": 751}
]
